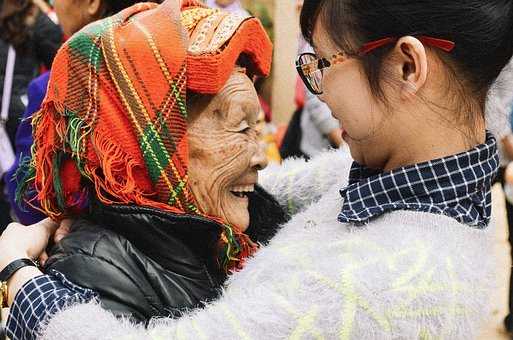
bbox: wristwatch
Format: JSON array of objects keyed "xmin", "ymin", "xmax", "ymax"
[{"xmin": 0, "ymin": 259, "xmax": 38, "ymax": 308}]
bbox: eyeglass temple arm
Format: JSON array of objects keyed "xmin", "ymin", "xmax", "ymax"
[{"xmin": 358, "ymin": 36, "xmax": 455, "ymax": 55}]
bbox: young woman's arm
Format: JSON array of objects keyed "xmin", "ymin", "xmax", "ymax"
[
  {"xmin": 259, "ymin": 149, "xmax": 352, "ymax": 215},
  {"xmin": 0, "ymin": 220, "xmax": 58, "ymax": 303},
  {"xmin": 0, "ymin": 220, "xmax": 97, "ymax": 339},
  {"xmin": 6, "ymin": 272, "xmax": 97, "ymax": 340},
  {"xmin": 16, "ymin": 213, "xmax": 493, "ymax": 340}
]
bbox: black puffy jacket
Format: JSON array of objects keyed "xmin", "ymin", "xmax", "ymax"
[{"xmin": 45, "ymin": 185, "xmax": 288, "ymax": 323}]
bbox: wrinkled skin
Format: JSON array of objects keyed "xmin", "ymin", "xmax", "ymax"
[{"xmin": 187, "ymin": 71, "xmax": 268, "ymax": 231}]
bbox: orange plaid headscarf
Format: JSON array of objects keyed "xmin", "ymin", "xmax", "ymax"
[{"xmin": 20, "ymin": 0, "xmax": 272, "ymax": 270}]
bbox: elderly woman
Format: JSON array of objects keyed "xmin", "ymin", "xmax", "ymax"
[
  {"xmin": 0, "ymin": 0, "xmax": 287, "ymax": 335},
  {"xmin": 2, "ymin": 0, "xmax": 513, "ymax": 339}
]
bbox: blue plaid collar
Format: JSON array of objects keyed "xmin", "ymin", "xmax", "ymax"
[{"xmin": 339, "ymin": 132, "xmax": 499, "ymax": 228}]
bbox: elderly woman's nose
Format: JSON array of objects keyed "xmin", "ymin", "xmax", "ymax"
[{"xmin": 251, "ymin": 142, "xmax": 268, "ymax": 170}]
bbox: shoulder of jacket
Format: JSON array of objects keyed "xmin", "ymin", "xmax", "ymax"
[{"xmin": 49, "ymin": 219, "xmax": 130, "ymax": 260}]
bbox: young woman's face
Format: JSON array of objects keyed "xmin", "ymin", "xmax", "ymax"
[{"xmin": 312, "ymin": 23, "xmax": 397, "ymax": 169}]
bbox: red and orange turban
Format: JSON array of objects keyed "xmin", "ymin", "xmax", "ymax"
[{"xmin": 20, "ymin": 0, "xmax": 272, "ymax": 270}]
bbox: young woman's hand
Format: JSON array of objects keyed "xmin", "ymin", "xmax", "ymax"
[
  {"xmin": 38, "ymin": 219, "xmax": 74, "ymax": 266},
  {"xmin": 0, "ymin": 218, "xmax": 76, "ymax": 307},
  {"xmin": 0, "ymin": 219, "xmax": 58, "ymax": 272}
]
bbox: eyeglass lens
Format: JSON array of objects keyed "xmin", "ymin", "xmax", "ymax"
[{"xmin": 298, "ymin": 54, "xmax": 324, "ymax": 94}]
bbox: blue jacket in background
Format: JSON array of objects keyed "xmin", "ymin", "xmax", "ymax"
[{"xmin": 5, "ymin": 72, "xmax": 49, "ymax": 225}]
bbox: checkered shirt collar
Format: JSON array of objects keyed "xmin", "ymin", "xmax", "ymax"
[{"xmin": 339, "ymin": 131, "xmax": 499, "ymax": 228}]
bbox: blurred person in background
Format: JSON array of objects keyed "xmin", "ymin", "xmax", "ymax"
[
  {"xmin": 0, "ymin": 0, "xmax": 62, "ymax": 146},
  {"xmin": 490, "ymin": 58, "xmax": 513, "ymax": 333},
  {"xmin": 0, "ymin": 0, "xmax": 62, "ymax": 231},
  {"xmin": 34, "ymin": 0, "xmax": 58, "ymax": 23},
  {"xmin": 280, "ymin": 0, "xmax": 342, "ymax": 160},
  {"xmin": 285, "ymin": 77, "xmax": 343, "ymax": 160},
  {"xmin": 255, "ymin": 105, "xmax": 281, "ymax": 164},
  {"xmin": 206, "ymin": 0, "xmax": 249, "ymax": 16},
  {"xmin": 4, "ymin": 0, "xmax": 163, "ymax": 227}
]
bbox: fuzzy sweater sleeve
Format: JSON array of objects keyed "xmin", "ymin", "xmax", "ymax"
[
  {"xmin": 258, "ymin": 149, "xmax": 352, "ymax": 214},
  {"xmin": 486, "ymin": 57, "xmax": 513, "ymax": 165},
  {"xmin": 486, "ymin": 58, "xmax": 513, "ymax": 140}
]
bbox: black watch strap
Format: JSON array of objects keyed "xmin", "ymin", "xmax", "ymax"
[
  {"xmin": 0, "ymin": 324, "xmax": 6, "ymax": 340},
  {"xmin": 0, "ymin": 259, "xmax": 38, "ymax": 283}
]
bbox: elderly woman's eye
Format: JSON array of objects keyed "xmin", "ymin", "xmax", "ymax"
[{"xmin": 237, "ymin": 121, "xmax": 251, "ymax": 133}]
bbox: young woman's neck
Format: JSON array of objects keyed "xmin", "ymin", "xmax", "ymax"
[{"xmin": 382, "ymin": 105, "xmax": 486, "ymax": 172}]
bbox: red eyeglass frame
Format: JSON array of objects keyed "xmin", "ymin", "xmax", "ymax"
[{"xmin": 296, "ymin": 36, "xmax": 455, "ymax": 95}]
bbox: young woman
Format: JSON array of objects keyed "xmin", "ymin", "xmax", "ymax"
[{"xmin": 1, "ymin": 0, "xmax": 512, "ymax": 338}]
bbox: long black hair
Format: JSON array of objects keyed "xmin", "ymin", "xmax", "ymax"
[{"xmin": 300, "ymin": 0, "xmax": 513, "ymax": 114}]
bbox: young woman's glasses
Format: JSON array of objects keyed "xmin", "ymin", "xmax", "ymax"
[{"xmin": 296, "ymin": 36, "xmax": 455, "ymax": 95}]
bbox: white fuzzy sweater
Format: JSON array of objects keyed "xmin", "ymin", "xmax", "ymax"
[
  {"xmin": 486, "ymin": 58, "xmax": 513, "ymax": 166},
  {"xmin": 40, "ymin": 150, "xmax": 496, "ymax": 340}
]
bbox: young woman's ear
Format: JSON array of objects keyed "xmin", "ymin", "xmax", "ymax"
[{"xmin": 392, "ymin": 36, "xmax": 428, "ymax": 100}]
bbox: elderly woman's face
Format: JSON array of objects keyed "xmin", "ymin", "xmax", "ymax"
[{"xmin": 187, "ymin": 71, "xmax": 268, "ymax": 231}]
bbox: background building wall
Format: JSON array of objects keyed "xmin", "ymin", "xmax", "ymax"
[
  {"xmin": 242, "ymin": 0, "xmax": 299, "ymax": 125},
  {"xmin": 270, "ymin": 0, "xmax": 299, "ymax": 124}
]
